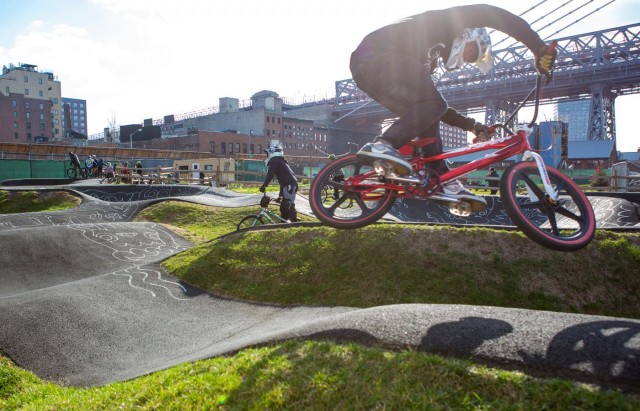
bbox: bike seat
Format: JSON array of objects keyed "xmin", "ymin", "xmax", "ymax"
[{"xmin": 398, "ymin": 137, "xmax": 438, "ymax": 156}]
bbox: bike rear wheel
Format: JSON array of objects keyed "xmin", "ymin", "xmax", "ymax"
[
  {"xmin": 80, "ymin": 167, "xmax": 91, "ymax": 179},
  {"xmin": 237, "ymin": 215, "xmax": 266, "ymax": 231},
  {"xmin": 309, "ymin": 154, "xmax": 396, "ymax": 229},
  {"xmin": 500, "ymin": 161, "xmax": 595, "ymax": 251}
]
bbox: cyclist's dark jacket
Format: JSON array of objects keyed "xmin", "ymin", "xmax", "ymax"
[
  {"xmin": 263, "ymin": 156, "xmax": 297, "ymax": 188},
  {"xmin": 351, "ymin": 4, "xmax": 545, "ymax": 131},
  {"xmin": 69, "ymin": 152, "xmax": 81, "ymax": 168}
]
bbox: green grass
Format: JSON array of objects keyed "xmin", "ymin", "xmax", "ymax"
[
  {"xmin": 3, "ymin": 340, "xmax": 637, "ymax": 410},
  {"xmin": 0, "ymin": 190, "xmax": 81, "ymax": 213},
  {"xmin": 2, "ymin": 192, "xmax": 640, "ymax": 409}
]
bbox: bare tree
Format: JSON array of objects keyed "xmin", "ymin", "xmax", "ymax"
[{"xmin": 107, "ymin": 113, "xmax": 119, "ymax": 143}]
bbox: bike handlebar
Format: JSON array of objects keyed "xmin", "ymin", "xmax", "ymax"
[{"xmin": 490, "ymin": 40, "xmax": 557, "ymax": 135}]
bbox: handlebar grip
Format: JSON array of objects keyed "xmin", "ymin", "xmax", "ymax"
[{"xmin": 546, "ymin": 40, "xmax": 558, "ymax": 54}]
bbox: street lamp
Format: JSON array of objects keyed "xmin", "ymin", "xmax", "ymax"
[
  {"xmin": 249, "ymin": 129, "xmax": 254, "ymax": 158},
  {"xmin": 130, "ymin": 128, "xmax": 142, "ymax": 149}
]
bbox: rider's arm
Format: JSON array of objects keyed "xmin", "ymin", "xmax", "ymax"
[
  {"xmin": 441, "ymin": 108, "xmax": 475, "ymax": 131},
  {"xmin": 262, "ymin": 162, "xmax": 277, "ymax": 188}
]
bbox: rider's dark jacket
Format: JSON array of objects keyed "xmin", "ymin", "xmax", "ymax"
[
  {"xmin": 263, "ymin": 156, "xmax": 297, "ymax": 189},
  {"xmin": 350, "ymin": 4, "xmax": 546, "ymax": 132}
]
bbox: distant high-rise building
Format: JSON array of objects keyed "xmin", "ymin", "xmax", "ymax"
[
  {"xmin": 556, "ymin": 100, "xmax": 590, "ymax": 141},
  {"xmin": 62, "ymin": 97, "xmax": 88, "ymax": 137},
  {"xmin": 0, "ymin": 62, "xmax": 63, "ymax": 143}
]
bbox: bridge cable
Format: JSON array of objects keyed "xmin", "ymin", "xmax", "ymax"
[
  {"xmin": 492, "ymin": 0, "xmax": 575, "ymax": 49},
  {"xmin": 489, "ymin": 0, "xmax": 549, "ymax": 47},
  {"xmin": 500, "ymin": 0, "xmax": 610, "ymax": 49},
  {"xmin": 542, "ymin": 0, "xmax": 618, "ymax": 41}
]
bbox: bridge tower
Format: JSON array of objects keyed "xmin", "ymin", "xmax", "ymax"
[{"xmin": 588, "ymin": 85, "xmax": 617, "ymax": 141}]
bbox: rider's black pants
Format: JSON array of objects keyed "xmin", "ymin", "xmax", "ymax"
[{"xmin": 350, "ymin": 48, "xmax": 449, "ymax": 173}]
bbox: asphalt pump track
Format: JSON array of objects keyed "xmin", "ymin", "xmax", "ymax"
[{"xmin": 0, "ymin": 180, "xmax": 639, "ymax": 389}]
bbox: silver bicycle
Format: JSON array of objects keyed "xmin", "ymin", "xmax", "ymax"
[{"xmin": 236, "ymin": 195, "xmax": 288, "ymax": 230}]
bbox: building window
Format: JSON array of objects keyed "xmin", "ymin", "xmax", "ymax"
[
  {"xmin": 221, "ymin": 143, "xmax": 226, "ymax": 155},
  {"xmin": 39, "ymin": 103, "xmax": 44, "ymax": 110},
  {"xmin": 242, "ymin": 143, "xmax": 247, "ymax": 154},
  {"xmin": 12, "ymin": 111, "xmax": 17, "ymax": 118},
  {"xmin": 24, "ymin": 76, "xmax": 28, "ymax": 83},
  {"xmin": 209, "ymin": 142, "xmax": 216, "ymax": 153},
  {"xmin": 25, "ymin": 102, "xmax": 30, "ymax": 109},
  {"xmin": 13, "ymin": 122, "xmax": 18, "ymax": 128},
  {"xmin": 15, "ymin": 132, "xmax": 19, "ymax": 139},
  {"xmin": 52, "ymin": 98, "xmax": 58, "ymax": 104},
  {"xmin": 25, "ymin": 89, "xmax": 29, "ymax": 95},
  {"xmin": 40, "ymin": 114, "xmax": 44, "ymax": 120},
  {"xmin": 38, "ymin": 78, "xmax": 42, "ymax": 84},
  {"xmin": 228, "ymin": 142, "xmax": 233, "ymax": 153},
  {"xmin": 266, "ymin": 116, "xmax": 270, "ymax": 123},
  {"xmin": 12, "ymin": 100, "xmax": 17, "ymax": 107},
  {"xmin": 26, "ymin": 112, "xmax": 30, "ymax": 119},
  {"xmin": 39, "ymin": 90, "xmax": 43, "ymax": 97},
  {"xmin": 235, "ymin": 143, "xmax": 240, "ymax": 153},
  {"xmin": 5, "ymin": 86, "xmax": 9, "ymax": 93}
]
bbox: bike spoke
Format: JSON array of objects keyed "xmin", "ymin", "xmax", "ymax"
[
  {"xmin": 520, "ymin": 172, "xmax": 547, "ymax": 200},
  {"xmin": 545, "ymin": 211, "xmax": 560, "ymax": 236},
  {"xmin": 555, "ymin": 204, "xmax": 585, "ymax": 224}
]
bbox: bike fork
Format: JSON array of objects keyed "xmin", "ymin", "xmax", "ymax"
[{"xmin": 521, "ymin": 150, "xmax": 559, "ymax": 203}]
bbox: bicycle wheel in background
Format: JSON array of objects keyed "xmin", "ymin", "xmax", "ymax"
[
  {"xmin": 66, "ymin": 167, "xmax": 77, "ymax": 179},
  {"xmin": 320, "ymin": 185, "xmax": 329, "ymax": 203},
  {"xmin": 309, "ymin": 154, "xmax": 396, "ymax": 229},
  {"xmin": 500, "ymin": 161, "xmax": 595, "ymax": 252},
  {"xmin": 80, "ymin": 167, "xmax": 90, "ymax": 178},
  {"xmin": 237, "ymin": 215, "xmax": 265, "ymax": 231}
]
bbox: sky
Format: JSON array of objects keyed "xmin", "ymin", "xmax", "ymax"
[{"xmin": 1, "ymin": 0, "xmax": 639, "ymax": 151}]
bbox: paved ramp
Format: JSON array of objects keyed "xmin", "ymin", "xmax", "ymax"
[{"xmin": 0, "ymin": 182, "xmax": 639, "ymax": 389}]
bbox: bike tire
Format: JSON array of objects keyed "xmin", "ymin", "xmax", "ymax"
[
  {"xmin": 80, "ymin": 167, "xmax": 90, "ymax": 179},
  {"xmin": 66, "ymin": 168, "xmax": 77, "ymax": 179},
  {"xmin": 500, "ymin": 161, "xmax": 595, "ymax": 251},
  {"xmin": 320, "ymin": 185, "xmax": 329, "ymax": 203},
  {"xmin": 309, "ymin": 154, "xmax": 396, "ymax": 229},
  {"xmin": 237, "ymin": 215, "xmax": 266, "ymax": 231}
]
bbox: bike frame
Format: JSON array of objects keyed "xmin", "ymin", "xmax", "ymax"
[
  {"xmin": 345, "ymin": 75, "xmax": 558, "ymax": 203},
  {"xmin": 256, "ymin": 206, "xmax": 288, "ymax": 225}
]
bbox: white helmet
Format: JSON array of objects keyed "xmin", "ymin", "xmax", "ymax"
[
  {"xmin": 264, "ymin": 143, "xmax": 284, "ymax": 165},
  {"xmin": 445, "ymin": 27, "xmax": 493, "ymax": 74}
]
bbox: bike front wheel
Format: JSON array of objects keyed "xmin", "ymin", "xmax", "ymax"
[
  {"xmin": 66, "ymin": 167, "xmax": 77, "ymax": 179},
  {"xmin": 309, "ymin": 154, "xmax": 396, "ymax": 229},
  {"xmin": 237, "ymin": 215, "xmax": 266, "ymax": 231},
  {"xmin": 500, "ymin": 161, "xmax": 595, "ymax": 251}
]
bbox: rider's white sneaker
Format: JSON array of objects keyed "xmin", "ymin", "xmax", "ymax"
[
  {"xmin": 440, "ymin": 180, "xmax": 487, "ymax": 212},
  {"xmin": 356, "ymin": 141, "xmax": 412, "ymax": 176}
]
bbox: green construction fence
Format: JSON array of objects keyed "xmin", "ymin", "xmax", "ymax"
[{"xmin": 0, "ymin": 159, "xmax": 69, "ymax": 181}]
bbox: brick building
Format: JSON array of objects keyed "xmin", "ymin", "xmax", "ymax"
[{"xmin": 0, "ymin": 63, "xmax": 63, "ymax": 143}]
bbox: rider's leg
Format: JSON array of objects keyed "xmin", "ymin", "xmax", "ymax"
[
  {"xmin": 351, "ymin": 51, "xmax": 446, "ymax": 175},
  {"xmin": 280, "ymin": 183, "xmax": 298, "ymax": 222}
]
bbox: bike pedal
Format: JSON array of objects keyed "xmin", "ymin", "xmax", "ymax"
[
  {"xmin": 373, "ymin": 160, "xmax": 396, "ymax": 177},
  {"xmin": 448, "ymin": 201, "xmax": 472, "ymax": 217}
]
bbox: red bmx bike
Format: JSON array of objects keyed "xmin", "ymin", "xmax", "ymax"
[{"xmin": 310, "ymin": 70, "xmax": 595, "ymax": 252}]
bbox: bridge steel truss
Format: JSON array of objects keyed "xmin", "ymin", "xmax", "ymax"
[{"xmin": 334, "ymin": 23, "xmax": 640, "ymax": 141}]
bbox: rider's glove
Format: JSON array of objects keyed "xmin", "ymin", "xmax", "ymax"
[
  {"xmin": 472, "ymin": 122, "xmax": 493, "ymax": 144},
  {"xmin": 535, "ymin": 45, "xmax": 556, "ymax": 76},
  {"xmin": 259, "ymin": 185, "xmax": 266, "ymax": 193}
]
